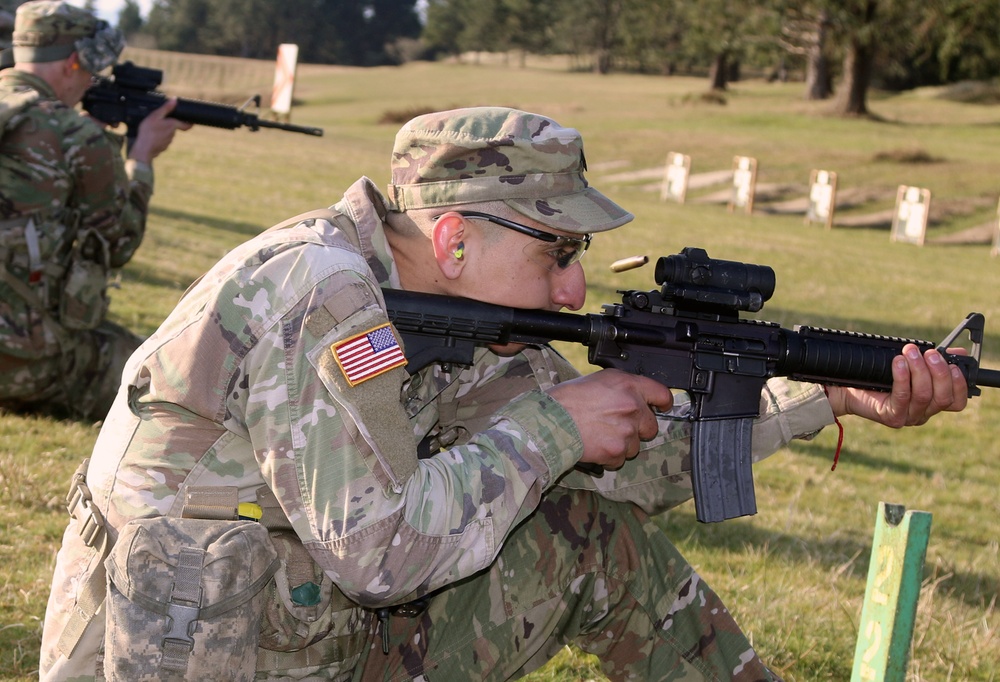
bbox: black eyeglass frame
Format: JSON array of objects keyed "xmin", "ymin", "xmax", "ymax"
[{"xmin": 433, "ymin": 210, "xmax": 592, "ymax": 270}]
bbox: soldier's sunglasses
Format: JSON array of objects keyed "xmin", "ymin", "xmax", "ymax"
[{"xmin": 438, "ymin": 210, "xmax": 591, "ymax": 272}]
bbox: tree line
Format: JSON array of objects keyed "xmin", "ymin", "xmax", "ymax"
[
  {"xmin": 422, "ymin": 0, "xmax": 1000, "ymax": 115},
  {"xmin": 7, "ymin": 0, "xmax": 994, "ymax": 118}
]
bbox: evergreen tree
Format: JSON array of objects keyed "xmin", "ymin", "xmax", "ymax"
[
  {"xmin": 117, "ymin": 0, "xmax": 144, "ymax": 37},
  {"xmin": 145, "ymin": 0, "xmax": 420, "ymax": 65}
]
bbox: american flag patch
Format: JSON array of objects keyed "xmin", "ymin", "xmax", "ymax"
[{"xmin": 332, "ymin": 323, "xmax": 407, "ymax": 386}]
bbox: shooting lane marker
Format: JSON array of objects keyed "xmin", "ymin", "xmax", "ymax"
[
  {"xmin": 271, "ymin": 43, "xmax": 299, "ymax": 122},
  {"xmin": 851, "ymin": 502, "xmax": 932, "ymax": 682}
]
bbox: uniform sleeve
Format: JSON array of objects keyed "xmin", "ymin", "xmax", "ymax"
[
  {"xmin": 750, "ymin": 378, "xmax": 834, "ymax": 459},
  {"xmin": 240, "ymin": 266, "xmax": 583, "ymax": 608},
  {"xmin": 67, "ymin": 125, "xmax": 152, "ymax": 268},
  {"xmin": 112, "ymin": 157, "xmax": 154, "ymax": 266}
]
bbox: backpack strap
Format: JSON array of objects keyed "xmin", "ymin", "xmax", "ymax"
[{"xmin": 56, "ymin": 459, "xmax": 113, "ymax": 658}]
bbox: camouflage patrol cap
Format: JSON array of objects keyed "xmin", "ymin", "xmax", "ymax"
[
  {"xmin": 12, "ymin": 0, "xmax": 124, "ymax": 72},
  {"xmin": 387, "ymin": 107, "xmax": 633, "ymax": 234}
]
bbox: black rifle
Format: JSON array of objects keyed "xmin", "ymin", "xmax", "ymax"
[
  {"xmin": 81, "ymin": 61, "xmax": 323, "ymax": 149},
  {"xmin": 383, "ymin": 246, "xmax": 1000, "ymax": 523}
]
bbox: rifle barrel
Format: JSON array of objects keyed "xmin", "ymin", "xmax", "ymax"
[
  {"xmin": 977, "ymin": 367, "xmax": 1000, "ymax": 388},
  {"xmin": 255, "ymin": 118, "xmax": 324, "ymax": 137}
]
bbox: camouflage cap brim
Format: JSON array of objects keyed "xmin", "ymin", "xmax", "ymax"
[
  {"xmin": 505, "ymin": 187, "xmax": 633, "ymax": 234},
  {"xmin": 76, "ymin": 21, "xmax": 124, "ymax": 73}
]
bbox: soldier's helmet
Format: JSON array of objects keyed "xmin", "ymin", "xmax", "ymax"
[{"xmin": 12, "ymin": 0, "xmax": 124, "ymax": 73}]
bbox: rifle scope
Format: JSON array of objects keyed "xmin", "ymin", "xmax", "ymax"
[
  {"xmin": 110, "ymin": 62, "xmax": 162, "ymax": 91},
  {"xmin": 655, "ymin": 247, "xmax": 776, "ymax": 313}
]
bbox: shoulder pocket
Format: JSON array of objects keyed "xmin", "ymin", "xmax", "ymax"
[{"xmin": 307, "ymin": 293, "xmax": 417, "ymax": 493}]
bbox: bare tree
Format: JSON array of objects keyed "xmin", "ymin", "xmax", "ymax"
[
  {"xmin": 827, "ymin": 0, "xmax": 919, "ymax": 116},
  {"xmin": 803, "ymin": 8, "xmax": 833, "ymax": 100},
  {"xmin": 778, "ymin": 4, "xmax": 834, "ymax": 100}
]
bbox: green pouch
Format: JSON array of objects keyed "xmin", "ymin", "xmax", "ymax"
[{"xmin": 257, "ymin": 529, "xmax": 366, "ymax": 671}]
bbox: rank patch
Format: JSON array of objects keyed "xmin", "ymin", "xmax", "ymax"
[{"xmin": 332, "ymin": 324, "xmax": 407, "ymax": 386}]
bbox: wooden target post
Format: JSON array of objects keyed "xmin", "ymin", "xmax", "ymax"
[
  {"xmin": 806, "ymin": 169, "xmax": 838, "ymax": 229},
  {"xmin": 728, "ymin": 156, "xmax": 757, "ymax": 215},
  {"xmin": 991, "ymin": 196, "xmax": 999, "ymax": 257},
  {"xmin": 660, "ymin": 151, "xmax": 691, "ymax": 204},
  {"xmin": 890, "ymin": 185, "xmax": 931, "ymax": 246}
]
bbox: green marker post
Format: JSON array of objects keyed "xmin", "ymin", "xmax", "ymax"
[{"xmin": 850, "ymin": 502, "xmax": 933, "ymax": 682}]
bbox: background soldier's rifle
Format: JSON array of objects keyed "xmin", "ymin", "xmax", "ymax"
[
  {"xmin": 82, "ymin": 61, "xmax": 323, "ymax": 149},
  {"xmin": 383, "ymin": 247, "xmax": 1000, "ymax": 523}
]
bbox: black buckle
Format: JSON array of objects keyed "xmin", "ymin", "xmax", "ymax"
[
  {"xmin": 390, "ymin": 597, "xmax": 429, "ymax": 618},
  {"xmin": 377, "ymin": 597, "xmax": 431, "ymax": 655}
]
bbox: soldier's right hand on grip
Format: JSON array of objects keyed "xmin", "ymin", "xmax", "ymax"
[{"xmin": 547, "ymin": 369, "xmax": 672, "ymax": 470}]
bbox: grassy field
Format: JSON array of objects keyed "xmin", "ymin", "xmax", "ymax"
[{"xmin": 2, "ymin": 51, "xmax": 1000, "ymax": 680}]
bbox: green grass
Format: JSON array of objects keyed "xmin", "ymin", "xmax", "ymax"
[{"xmin": 2, "ymin": 51, "xmax": 1000, "ymax": 681}]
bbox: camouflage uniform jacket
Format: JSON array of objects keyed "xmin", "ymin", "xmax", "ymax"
[
  {"xmin": 0, "ymin": 69, "xmax": 152, "ymax": 358},
  {"xmin": 41, "ymin": 177, "xmax": 834, "ymax": 676}
]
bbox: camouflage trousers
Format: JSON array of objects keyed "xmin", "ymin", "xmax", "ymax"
[
  {"xmin": 345, "ymin": 487, "xmax": 778, "ymax": 682},
  {"xmin": 0, "ymin": 319, "xmax": 141, "ymax": 421}
]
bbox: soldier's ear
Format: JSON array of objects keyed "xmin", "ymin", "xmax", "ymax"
[{"xmin": 431, "ymin": 212, "xmax": 468, "ymax": 280}]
